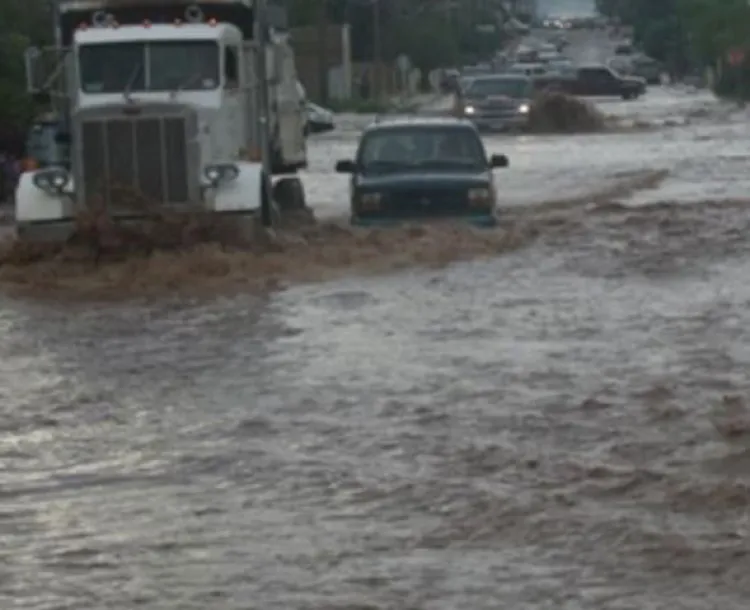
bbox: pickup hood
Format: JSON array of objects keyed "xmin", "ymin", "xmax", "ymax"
[
  {"xmin": 357, "ymin": 172, "xmax": 491, "ymax": 190},
  {"xmin": 464, "ymin": 94, "xmax": 526, "ymax": 109}
]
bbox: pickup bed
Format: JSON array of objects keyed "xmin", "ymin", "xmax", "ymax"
[{"xmin": 533, "ymin": 65, "xmax": 646, "ymax": 100}]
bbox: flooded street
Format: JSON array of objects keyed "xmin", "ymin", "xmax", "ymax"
[{"xmin": 4, "ymin": 83, "xmax": 750, "ymax": 608}]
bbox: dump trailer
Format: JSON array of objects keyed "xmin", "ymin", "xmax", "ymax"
[{"xmin": 17, "ymin": 0, "xmax": 308, "ymax": 241}]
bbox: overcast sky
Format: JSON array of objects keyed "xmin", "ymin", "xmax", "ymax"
[{"xmin": 536, "ymin": 0, "xmax": 596, "ymax": 17}]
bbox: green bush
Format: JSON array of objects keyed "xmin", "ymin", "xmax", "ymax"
[
  {"xmin": 712, "ymin": 64, "xmax": 750, "ymax": 100},
  {"xmin": 326, "ymin": 98, "xmax": 391, "ymax": 114}
]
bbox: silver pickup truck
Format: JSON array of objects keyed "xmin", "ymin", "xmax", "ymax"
[{"xmin": 454, "ymin": 74, "xmax": 533, "ymax": 133}]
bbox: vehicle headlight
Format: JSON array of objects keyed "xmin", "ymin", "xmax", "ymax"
[
  {"xmin": 32, "ymin": 167, "xmax": 70, "ymax": 194},
  {"xmin": 464, "ymin": 105, "xmax": 476, "ymax": 115},
  {"xmin": 468, "ymin": 187, "xmax": 494, "ymax": 209},
  {"xmin": 203, "ymin": 163, "xmax": 239, "ymax": 186},
  {"xmin": 356, "ymin": 192, "xmax": 381, "ymax": 211},
  {"xmin": 518, "ymin": 103, "xmax": 530, "ymax": 114}
]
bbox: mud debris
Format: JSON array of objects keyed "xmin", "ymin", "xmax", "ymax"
[
  {"xmin": 0, "ymin": 211, "xmax": 535, "ymax": 300},
  {"xmin": 528, "ymin": 91, "xmax": 606, "ymax": 133}
]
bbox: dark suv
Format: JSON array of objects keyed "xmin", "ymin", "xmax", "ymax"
[{"xmin": 335, "ymin": 118, "xmax": 508, "ymax": 227}]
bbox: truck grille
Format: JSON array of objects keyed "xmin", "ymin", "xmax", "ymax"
[{"xmin": 80, "ymin": 115, "xmax": 191, "ymax": 210}]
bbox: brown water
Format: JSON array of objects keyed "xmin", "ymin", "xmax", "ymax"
[{"xmin": 3, "ymin": 87, "xmax": 750, "ymax": 609}]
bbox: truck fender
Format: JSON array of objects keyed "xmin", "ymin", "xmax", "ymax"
[
  {"xmin": 15, "ymin": 170, "xmax": 75, "ymax": 224},
  {"xmin": 212, "ymin": 161, "xmax": 264, "ymax": 213}
]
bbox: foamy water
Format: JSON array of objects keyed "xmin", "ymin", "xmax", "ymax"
[{"xmin": 2, "ymin": 64, "xmax": 750, "ymax": 608}]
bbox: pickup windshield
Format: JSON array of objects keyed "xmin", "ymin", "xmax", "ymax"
[
  {"xmin": 79, "ymin": 41, "xmax": 219, "ymax": 93},
  {"xmin": 357, "ymin": 126, "xmax": 487, "ymax": 175},
  {"xmin": 465, "ymin": 77, "xmax": 531, "ymax": 98}
]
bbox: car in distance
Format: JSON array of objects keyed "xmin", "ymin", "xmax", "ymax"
[
  {"xmin": 455, "ymin": 74, "xmax": 533, "ymax": 132},
  {"xmin": 615, "ymin": 42, "xmax": 634, "ymax": 55},
  {"xmin": 305, "ymin": 102, "xmax": 335, "ymax": 134},
  {"xmin": 630, "ymin": 55, "xmax": 663, "ymax": 84},
  {"xmin": 334, "ymin": 118, "xmax": 509, "ymax": 227},
  {"xmin": 507, "ymin": 62, "xmax": 549, "ymax": 78}
]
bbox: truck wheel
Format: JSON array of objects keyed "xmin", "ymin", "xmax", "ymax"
[
  {"xmin": 249, "ymin": 172, "xmax": 279, "ymax": 230},
  {"xmin": 273, "ymin": 177, "xmax": 306, "ymax": 211},
  {"xmin": 273, "ymin": 177, "xmax": 314, "ymax": 227}
]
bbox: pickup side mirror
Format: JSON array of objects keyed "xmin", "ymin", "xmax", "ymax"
[
  {"xmin": 54, "ymin": 131, "xmax": 71, "ymax": 144},
  {"xmin": 335, "ymin": 159, "xmax": 355, "ymax": 173},
  {"xmin": 490, "ymin": 154, "xmax": 509, "ymax": 168}
]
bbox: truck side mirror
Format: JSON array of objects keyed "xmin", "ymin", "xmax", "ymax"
[{"xmin": 32, "ymin": 91, "xmax": 51, "ymax": 105}]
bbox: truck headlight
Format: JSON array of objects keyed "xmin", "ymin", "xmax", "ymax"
[
  {"xmin": 518, "ymin": 103, "xmax": 530, "ymax": 114},
  {"xmin": 32, "ymin": 167, "xmax": 70, "ymax": 195},
  {"xmin": 204, "ymin": 163, "xmax": 239, "ymax": 186}
]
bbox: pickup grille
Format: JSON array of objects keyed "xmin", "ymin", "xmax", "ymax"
[
  {"xmin": 385, "ymin": 188, "xmax": 469, "ymax": 216},
  {"xmin": 473, "ymin": 99, "xmax": 521, "ymax": 118},
  {"xmin": 79, "ymin": 114, "xmax": 192, "ymax": 211}
]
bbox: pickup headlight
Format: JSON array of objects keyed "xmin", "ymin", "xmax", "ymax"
[
  {"xmin": 464, "ymin": 105, "xmax": 476, "ymax": 115},
  {"xmin": 518, "ymin": 103, "xmax": 530, "ymax": 114},
  {"xmin": 32, "ymin": 167, "xmax": 70, "ymax": 195},
  {"xmin": 204, "ymin": 163, "xmax": 239, "ymax": 186},
  {"xmin": 468, "ymin": 187, "xmax": 494, "ymax": 209}
]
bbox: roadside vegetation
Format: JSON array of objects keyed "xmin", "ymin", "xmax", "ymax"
[
  {"xmin": 596, "ymin": 0, "xmax": 750, "ymax": 99},
  {"xmin": 288, "ymin": 0, "xmax": 508, "ymax": 78},
  {"xmin": 0, "ymin": 0, "xmax": 52, "ymax": 132}
]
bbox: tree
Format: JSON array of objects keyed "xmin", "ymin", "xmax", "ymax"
[
  {"xmin": 596, "ymin": 0, "xmax": 750, "ymax": 94},
  {"xmin": 288, "ymin": 0, "xmax": 508, "ymax": 65},
  {"xmin": 390, "ymin": 14, "xmax": 459, "ymax": 73},
  {"xmin": 0, "ymin": 0, "xmax": 53, "ymax": 131}
]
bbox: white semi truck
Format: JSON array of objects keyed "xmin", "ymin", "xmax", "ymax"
[{"xmin": 17, "ymin": 0, "xmax": 308, "ymax": 241}]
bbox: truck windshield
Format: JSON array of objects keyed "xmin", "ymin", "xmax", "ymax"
[{"xmin": 79, "ymin": 41, "xmax": 219, "ymax": 93}]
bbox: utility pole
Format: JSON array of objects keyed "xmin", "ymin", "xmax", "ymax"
[
  {"xmin": 254, "ymin": 0, "xmax": 272, "ymax": 227},
  {"xmin": 316, "ymin": 0, "xmax": 329, "ymax": 103},
  {"xmin": 373, "ymin": 0, "xmax": 381, "ymax": 99}
]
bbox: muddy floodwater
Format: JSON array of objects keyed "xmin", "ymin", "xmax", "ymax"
[{"xmin": 4, "ymin": 85, "xmax": 750, "ymax": 609}]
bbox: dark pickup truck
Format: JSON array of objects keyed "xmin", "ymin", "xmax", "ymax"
[{"xmin": 534, "ymin": 65, "xmax": 646, "ymax": 100}]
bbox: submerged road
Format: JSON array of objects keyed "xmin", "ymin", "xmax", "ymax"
[{"xmin": 3, "ymin": 30, "xmax": 750, "ymax": 610}]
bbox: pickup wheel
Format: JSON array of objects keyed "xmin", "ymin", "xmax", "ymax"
[{"xmin": 621, "ymin": 91, "xmax": 634, "ymax": 100}]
